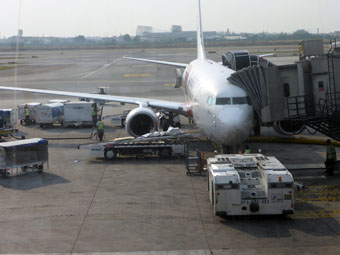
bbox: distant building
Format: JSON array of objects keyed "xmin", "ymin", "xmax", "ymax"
[
  {"xmin": 171, "ymin": 25, "xmax": 182, "ymax": 33},
  {"xmin": 136, "ymin": 26, "xmax": 153, "ymax": 36}
]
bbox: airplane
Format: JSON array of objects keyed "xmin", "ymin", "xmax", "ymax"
[{"xmin": 0, "ymin": 0, "xmax": 254, "ymax": 152}]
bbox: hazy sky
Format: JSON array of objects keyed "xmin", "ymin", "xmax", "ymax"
[{"xmin": 0, "ymin": 0, "xmax": 339, "ymax": 37}]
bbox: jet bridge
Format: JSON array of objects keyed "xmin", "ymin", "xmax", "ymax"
[{"xmin": 226, "ymin": 39, "xmax": 340, "ymax": 140}]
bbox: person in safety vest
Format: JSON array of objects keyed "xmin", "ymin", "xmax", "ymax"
[
  {"xmin": 96, "ymin": 118, "xmax": 104, "ymax": 142},
  {"xmin": 91, "ymin": 103, "xmax": 98, "ymax": 127},
  {"xmin": 325, "ymin": 139, "xmax": 337, "ymax": 176},
  {"xmin": 24, "ymin": 105, "xmax": 30, "ymax": 125},
  {"xmin": 244, "ymin": 145, "xmax": 251, "ymax": 154}
]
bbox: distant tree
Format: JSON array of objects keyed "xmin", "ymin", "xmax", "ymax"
[
  {"xmin": 74, "ymin": 35, "xmax": 86, "ymax": 43},
  {"xmin": 133, "ymin": 35, "xmax": 141, "ymax": 43},
  {"xmin": 123, "ymin": 34, "xmax": 132, "ymax": 42}
]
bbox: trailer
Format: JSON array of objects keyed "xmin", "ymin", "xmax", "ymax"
[
  {"xmin": 0, "ymin": 138, "xmax": 49, "ymax": 177},
  {"xmin": 207, "ymin": 154, "xmax": 294, "ymax": 216},
  {"xmin": 0, "ymin": 109, "xmax": 17, "ymax": 138},
  {"xmin": 79, "ymin": 129, "xmax": 191, "ymax": 160},
  {"xmin": 63, "ymin": 101, "xmax": 93, "ymax": 127},
  {"xmin": 35, "ymin": 103, "xmax": 64, "ymax": 127}
]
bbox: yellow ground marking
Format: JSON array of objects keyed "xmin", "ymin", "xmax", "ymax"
[
  {"xmin": 164, "ymin": 83, "xmax": 176, "ymax": 87},
  {"xmin": 296, "ymin": 185, "xmax": 340, "ymax": 203},
  {"xmin": 123, "ymin": 73, "xmax": 152, "ymax": 78},
  {"xmin": 290, "ymin": 209, "xmax": 340, "ymax": 219}
]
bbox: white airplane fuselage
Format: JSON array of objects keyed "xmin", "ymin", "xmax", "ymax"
[{"xmin": 183, "ymin": 59, "xmax": 254, "ymax": 146}]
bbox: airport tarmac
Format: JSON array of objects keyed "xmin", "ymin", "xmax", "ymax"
[{"xmin": 0, "ymin": 48, "xmax": 340, "ymax": 254}]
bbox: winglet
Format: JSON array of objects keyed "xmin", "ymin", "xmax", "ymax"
[{"xmin": 197, "ymin": 0, "xmax": 206, "ymax": 60}]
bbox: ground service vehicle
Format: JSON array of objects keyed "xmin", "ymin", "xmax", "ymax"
[
  {"xmin": 207, "ymin": 154, "xmax": 294, "ymax": 216},
  {"xmin": 80, "ymin": 130, "xmax": 191, "ymax": 160}
]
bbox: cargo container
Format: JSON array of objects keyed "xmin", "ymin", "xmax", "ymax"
[
  {"xmin": 0, "ymin": 109, "xmax": 17, "ymax": 138},
  {"xmin": 18, "ymin": 102, "xmax": 42, "ymax": 124},
  {"xmin": 63, "ymin": 101, "xmax": 93, "ymax": 127},
  {"xmin": 0, "ymin": 138, "xmax": 49, "ymax": 177},
  {"xmin": 35, "ymin": 103, "xmax": 64, "ymax": 127}
]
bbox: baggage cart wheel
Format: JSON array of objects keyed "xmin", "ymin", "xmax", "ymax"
[
  {"xmin": 37, "ymin": 164, "xmax": 44, "ymax": 173},
  {"xmin": 104, "ymin": 149, "xmax": 116, "ymax": 160}
]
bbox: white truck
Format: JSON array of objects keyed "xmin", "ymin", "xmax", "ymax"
[
  {"xmin": 35, "ymin": 103, "xmax": 64, "ymax": 127},
  {"xmin": 207, "ymin": 154, "xmax": 294, "ymax": 216},
  {"xmin": 63, "ymin": 101, "xmax": 93, "ymax": 127}
]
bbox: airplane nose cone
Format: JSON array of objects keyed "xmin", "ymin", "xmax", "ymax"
[{"xmin": 216, "ymin": 107, "xmax": 254, "ymax": 145}]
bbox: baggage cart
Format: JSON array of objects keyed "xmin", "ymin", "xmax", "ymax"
[{"xmin": 0, "ymin": 138, "xmax": 49, "ymax": 177}]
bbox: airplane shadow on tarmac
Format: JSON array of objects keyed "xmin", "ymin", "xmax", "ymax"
[
  {"xmin": 0, "ymin": 172, "xmax": 69, "ymax": 191},
  {"xmin": 219, "ymin": 203, "xmax": 340, "ymax": 238}
]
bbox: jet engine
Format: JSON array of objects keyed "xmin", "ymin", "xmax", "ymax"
[
  {"xmin": 175, "ymin": 68, "xmax": 183, "ymax": 88},
  {"xmin": 273, "ymin": 120, "xmax": 305, "ymax": 135},
  {"xmin": 125, "ymin": 107, "xmax": 159, "ymax": 137}
]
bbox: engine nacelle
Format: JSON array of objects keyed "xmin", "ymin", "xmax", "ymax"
[
  {"xmin": 273, "ymin": 120, "xmax": 305, "ymax": 135},
  {"xmin": 125, "ymin": 107, "xmax": 159, "ymax": 137},
  {"xmin": 175, "ymin": 68, "xmax": 183, "ymax": 88}
]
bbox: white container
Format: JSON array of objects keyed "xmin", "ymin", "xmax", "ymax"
[
  {"xmin": 63, "ymin": 101, "xmax": 93, "ymax": 125},
  {"xmin": 18, "ymin": 102, "xmax": 41, "ymax": 120},
  {"xmin": 35, "ymin": 103, "xmax": 64, "ymax": 125}
]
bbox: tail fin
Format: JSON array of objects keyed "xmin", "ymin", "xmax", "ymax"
[{"xmin": 197, "ymin": 0, "xmax": 206, "ymax": 60}]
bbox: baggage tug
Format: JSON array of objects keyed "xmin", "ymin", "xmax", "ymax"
[{"xmin": 207, "ymin": 154, "xmax": 294, "ymax": 216}]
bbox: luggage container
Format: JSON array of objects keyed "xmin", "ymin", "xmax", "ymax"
[
  {"xmin": 207, "ymin": 154, "xmax": 294, "ymax": 216},
  {"xmin": 0, "ymin": 138, "xmax": 49, "ymax": 177},
  {"xmin": 18, "ymin": 102, "xmax": 41, "ymax": 124},
  {"xmin": 0, "ymin": 109, "xmax": 17, "ymax": 138},
  {"xmin": 35, "ymin": 103, "xmax": 64, "ymax": 127},
  {"xmin": 63, "ymin": 101, "xmax": 93, "ymax": 127}
]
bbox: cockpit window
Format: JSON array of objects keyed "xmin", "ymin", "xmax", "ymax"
[
  {"xmin": 216, "ymin": 97, "xmax": 231, "ymax": 105},
  {"xmin": 215, "ymin": 96, "xmax": 251, "ymax": 105},
  {"xmin": 232, "ymin": 97, "xmax": 251, "ymax": 105}
]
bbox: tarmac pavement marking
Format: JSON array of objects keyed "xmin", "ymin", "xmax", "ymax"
[
  {"xmin": 81, "ymin": 57, "xmax": 122, "ymax": 79},
  {"xmin": 164, "ymin": 83, "xmax": 176, "ymax": 87},
  {"xmin": 123, "ymin": 73, "xmax": 153, "ymax": 78}
]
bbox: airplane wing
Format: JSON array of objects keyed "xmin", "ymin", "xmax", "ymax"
[
  {"xmin": 123, "ymin": 56, "xmax": 187, "ymax": 68},
  {"xmin": 0, "ymin": 86, "xmax": 189, "ymax": 115}
]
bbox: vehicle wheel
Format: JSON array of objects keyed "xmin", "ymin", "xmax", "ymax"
[
  {"xmin": 21, "ymin": 166, "xmax": 28, "ymax": 172},
  {"xmin": 104, "ymin": 149, "xmax": 116, "ymax": 160},
  {"xmin": 37, "ymin": 164, "xmax": 44, "ymax": 173},
  {"xmin": 160, "ymin": 148, "xmax": 171, "ymax": 158}
]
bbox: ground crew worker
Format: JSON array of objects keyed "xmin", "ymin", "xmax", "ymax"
[
  {"xmin": 91, "ymin": 103, "xmax": 97, "ymax": 127},
  {"xmin": 325, "ymin": 139, "xmax": 337, "ymax": 176},
  {"xmin": 96, "ymin": 118, "xmax": 104, "ymax": 142},
  {"xmin": 244, "ymin": 145, "xmax": 251, "ymax": 154},
  {"xmin": 24, "ymin": 105, "xmax": 30, "ymax": 125}
]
